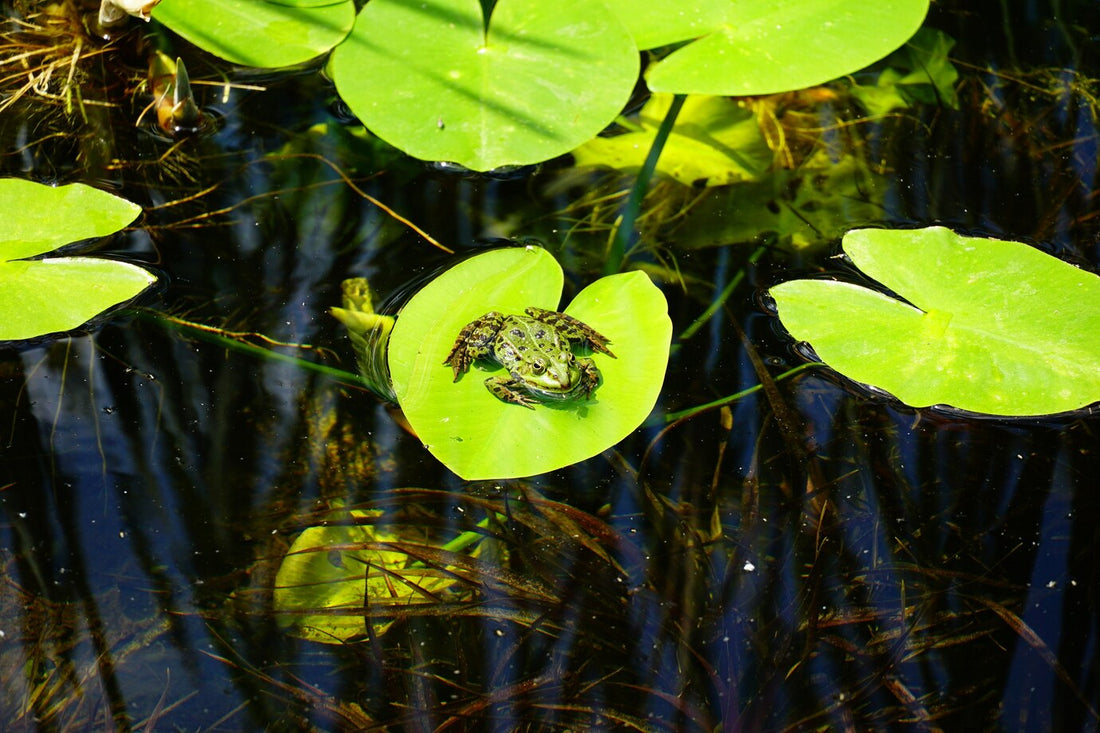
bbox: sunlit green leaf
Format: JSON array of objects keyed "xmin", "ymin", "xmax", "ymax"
[
  {"xmin": 328, "ymin": 0, "xmax": 638, "ymax": 170},
  {"xmin": 0, "ymin": 179, "xmax": 142, "ymax": 260},
  {"xmin": 643, "ymin": 0, "xmax": 930, "ymax": 96},
  {"xmin": 153, "ymin": 0, "xmax": 355, "ymax": 68},
  {"xmin": 388, "ymin": 246, "xmax": 671, "ymax": 479},
  {"xmin": 600, "ymin": 0, "xmax": 730, "ymax": 50},
  {"xmin": 770, "ymin": 226, "xmax": 1100, "ymax": 416},
  {"xmin": 572, "ymin": 94, "xmax": 772, "ymax": 187},
  {"xmin": 0, "ymin": 180, "xmax": 154, "ymax": 342}
]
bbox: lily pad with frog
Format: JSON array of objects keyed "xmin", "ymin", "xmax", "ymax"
[{"xmin": 382, "ymin": 246, "xmax": 671, "ymax": 480}]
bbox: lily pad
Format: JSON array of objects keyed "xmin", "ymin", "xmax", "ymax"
[
  {"xmin": 770, "ymin": 226, "xmax": 1100, "ymax": 416},
  {"xmin": 274, "ymin": 509, "xmax": 460, "ymax": 643},
  {"xmin": 572, "ymin": 93, "xmax": 773, "ymax": 187},
  {"xmin": 640, "ymin": 0, "xmax": 929, "ymax": 96},
  {"xmin": 153, "ymin": 0, "xmax": 355, "ymax": 68},
  {"xmin": 328, "ymin": 0, "xmax": 639, "ymax": 170},
  {"xmin": 388, "ymin": 246, "xmax": 671, "ymax": 480},
  {"xmin": 0, "ymin": 180, "xmax": 155, "ymax": 342}
]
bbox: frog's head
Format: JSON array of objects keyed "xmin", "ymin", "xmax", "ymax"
[{"xmin": 514, "ymin": 350, "xmax": 581, "ymax": 394}]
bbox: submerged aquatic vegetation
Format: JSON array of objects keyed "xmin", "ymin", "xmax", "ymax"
[{"xmin": 1, "ymin": 0, "xmax": 1099, "ymax": 729}]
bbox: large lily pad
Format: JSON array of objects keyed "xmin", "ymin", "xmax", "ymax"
[
  {"xmin": 637, "ymin": 0, "xmax": 929, "ymax": 96},
  {"xmin": 388, "ymin": 246, "xmax": 671, "ymax": 479},
  {"xmin": 153, "ymin": 0, "xmax": 355, "ymax": 68},
  {"xmin": 328, "ymin": 0, "xmax": 638, "ymax": 170},
  {"xmin": 0, "ymin": 180, "xmax": 155, "ymax": 342},
  {"xmin": 770, "ymin": 226, "xmax": 1100, "ymax": 416}
]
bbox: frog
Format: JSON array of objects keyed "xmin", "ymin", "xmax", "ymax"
[{"xmin": 443, "ymin": 307, "xmax": 615, "ymax": 409}]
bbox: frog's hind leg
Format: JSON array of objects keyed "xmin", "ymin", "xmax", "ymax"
[
  {"xmin": 525, "ymin": 307, "xmax": 615, "ymax": 357},
  {"xmin": 443, "ymin": 312, "xmax": 505, "ymax": 380},
  {"xmin": 485, "ymin": 376, "xmax": 537, "ymax": 409}
]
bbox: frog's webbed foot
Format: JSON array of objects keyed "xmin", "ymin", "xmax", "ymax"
[
  {"xmin": 525, "ymin": 307, "xmax": 615, "ymax": 358},
  {"xmin": 485, "ymin": 376, "xmax": 537, "ymax": 409},
  {"xmin": 443, "ymin": 311, "xmax": 505, "ymax": 380}
]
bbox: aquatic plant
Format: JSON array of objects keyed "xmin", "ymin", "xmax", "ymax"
[
  {"xmin": 770, "ymin": 226, "xmax": 1100, "ymax": 416},
  {"xmin": 151, "ymin": 0, "xmax": 931, "ymax": 170},
  {"xmin": 385, "ymin": 246, "xmax": 671, "ymax": 479},
  {"xmin": 0, "ymin": 180, "xmax": 155, "ymax": 341},
  {"xmin": 152, "ymin": 0, "xmax": 355, "ymax": 68}
]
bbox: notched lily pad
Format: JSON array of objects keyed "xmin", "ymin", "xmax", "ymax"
[
  {"xmin": 770, "ymin": 226, "xmax": 1100, "ymax": 416},
  {"xmin": 328, "ymin": 0, "xmax": 639, "ymax": 170},
  {"xmin": 0, "ymin": 180, "xmax": 155, "ymax": 342},
  {"xmin": 387, "ymin": 246, "xmax": 672, "ymax": 479}
]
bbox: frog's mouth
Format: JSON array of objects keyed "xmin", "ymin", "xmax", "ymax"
[{"xmin": 525, "ymin": 375, "xmax": 574, "ymax": 394}]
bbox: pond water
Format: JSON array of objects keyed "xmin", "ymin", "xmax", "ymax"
[{"xmin": 1, "ymin": 0, "xmax": 1099, "ymax": 730}]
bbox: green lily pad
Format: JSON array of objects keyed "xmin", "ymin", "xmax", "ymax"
[
  {"xmin": 153, "ymin": 0, "xmax": 355, "ymax": 68},
  {"xmin": 0, "ymin": 180, "xmax": 155, "ymax": 342},
  {"xmin": 770, "ymin": 226, "xmax": 1100, "ymax": 416},
  {"xmin": 388, "ymin": 246, "xmax": 671, "ymax": 480},
  {"xmin": 572, "ymin": 93, "xmax": 773, "ymax": 187},
  {"xmin": 601, "ymin": 0, "xmax": 730, "ymax": 50},
  {"xmin": 274, "ymin": 509, "xmax": 459, "ymax": 643},
  {"xmin": 328, "ymin": 0, "xmax": 639, "ymax": 171},
  {"xmin": 641, "ymin": 0, "xmax": 930, "ymax": 96}
]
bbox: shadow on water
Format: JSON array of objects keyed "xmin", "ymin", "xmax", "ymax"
[{"xmin": 1, "ymin": 0, "xmax": 1099, "ymax": 730}]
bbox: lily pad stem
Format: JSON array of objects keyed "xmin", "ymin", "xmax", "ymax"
[{"xmin": 604, "ymin": 93, "xmax": 685, "ymax": 275}]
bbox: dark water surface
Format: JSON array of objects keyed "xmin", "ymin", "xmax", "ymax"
[{"xmin": 1, "ymin": 0, "xmax": 1099, "ymax": 730}]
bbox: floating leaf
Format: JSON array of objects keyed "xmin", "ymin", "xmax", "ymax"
[
  {"xmin": 642, "ymin": 0, "xmax": 930, "ymax": 96},
  {"xmin": 600, "ymin": 0, "xmax": 730, "ymax": 50},
  {"xmin": 328, "ymin": 0, "xmax": 639, "ymax": 170},
  {"xmin": 0, "ymin": 180, "xmax": 155, "ymax": 342},
  {"xmin": 153, "ymin": 0, "xmax": 355, "ymax": 68},
  {"xmin": 387, "ymin": 246, "xmax": 671, "ymax": 480},
  {"xmin": 572, "ymin": 93, "xmax": 772, "ymax": 187},
  {"xmin": 770, "ymin": 226, "xmax": 1100, "ymax": 416}
]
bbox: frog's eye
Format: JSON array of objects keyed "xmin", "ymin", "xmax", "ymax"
[{"xmin": 531, "ymin": 359, "xmax": 547, "ymax": 373}]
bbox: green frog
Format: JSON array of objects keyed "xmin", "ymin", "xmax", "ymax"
[{"xmin": 443, "ymin": 307, "xmax": 615, "ymax": 408}]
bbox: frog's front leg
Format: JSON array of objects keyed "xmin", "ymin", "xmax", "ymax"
[
  {"xmin": 576, "ymin": 358, "xmax": 601, "ymax": 399},
  {"xmin": 443, "ymin": 312, "xmax": 505, "ymax": 380},
  {"xmin": 525, "ymin": 307, "xmax": 615, "ymax": 357},
  {"xmin": 484, "ymin": 376, "xmax": 537, "ymax": 409}
]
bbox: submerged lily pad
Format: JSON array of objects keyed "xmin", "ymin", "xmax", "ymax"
[
  {"xmin": 153, "ymin": 0, "xmax": 355, "ymax": 68},
  {"xmin": 388, "ymin": 246, "xmax": 671, "ymax": 480},
  {"xmin": 0, "ymin": 180, "xmax": 155, "ymax": 342},
  {"xmin": 639, "ymin": 0, "xmax": 929, "ymax": 96},
  {"xmin": 572, "ymin": 93, "xmax": 772, "ymax": 187},
  {"xmin": 328, "ymin": 0, "xmax": 639, "ymax": 170},
  {"xmin": 770, "ymin": 226, "xmax": 1100, "ymax": 416},
  {"xmin": 274, "ymin": 509, "xmax": 461, "ymax": 643}
]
